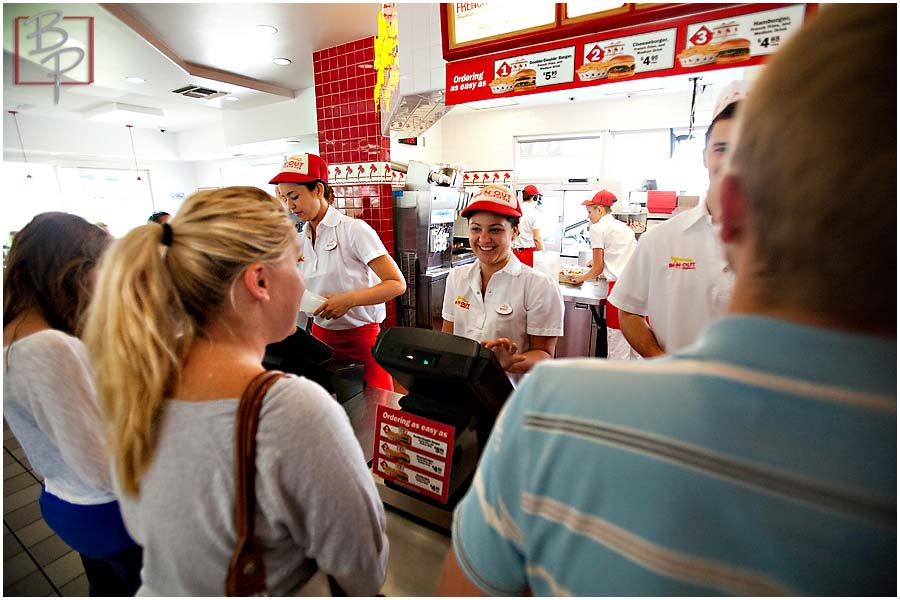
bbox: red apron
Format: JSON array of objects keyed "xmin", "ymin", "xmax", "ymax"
[
  {"xmin": 513, "ymin": 247, "xmax": 536, "ymax": 268},
  {"xmin": 312, "ymin": 322, "xmax": 394, "ymax": 391},
  {"xmin": 606, "ymin": 280, "xmax": 621, "ymax": 330}
]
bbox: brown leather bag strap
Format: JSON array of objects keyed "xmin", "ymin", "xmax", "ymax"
[{"xmin": 225, "ymin": 370, "xmax": 285, "ymax": 597}]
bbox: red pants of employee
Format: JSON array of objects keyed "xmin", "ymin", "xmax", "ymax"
[
  {"xmin": 312, "ymin": 322, "xmax": 394, "ymax": 391},
  {"xmin": 513, "ymin": 247, "xmax": 536, "ymax": 267}
]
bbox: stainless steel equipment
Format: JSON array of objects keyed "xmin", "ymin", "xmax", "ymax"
[
  {"xmin": 395, "ymin": 161, "xmax": 464, "ymax": 329},
  {"xmin": 555, "ymin": 280, "xmax": 608, "ymax": 359}
]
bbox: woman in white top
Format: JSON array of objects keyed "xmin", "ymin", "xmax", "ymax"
[
  {"xmin": 83, "ymin": 187, "xmax": 388, "ymax": 595},
  {"xmin": 3, "ymin": 213, "xmax": 142, "ymax": 595},
  {"xmin": 442, "ymin": 185, "xmax": 564, "ymax": 377},
  {"xmin": 511, "ymin": 184, "xmax": 544, "ymax": 268},
  {"xmin": 569, "ymin": 189, "xmax": 637, "ymax": 360},
  {"xmin": 270, "ymin": 154, "xmax": 406, "ymax": 391}
]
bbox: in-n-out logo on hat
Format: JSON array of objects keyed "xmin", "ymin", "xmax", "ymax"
[
  {"xmin": 461, "ymin": 185, "xmax": 522, "ymax": 218},
  {"xmin": 269, "ymin": 154, "xmax": 330, "ymax": 185}
]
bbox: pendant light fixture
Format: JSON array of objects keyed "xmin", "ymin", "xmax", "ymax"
[
  {"xmin": 8, "ymin": 110, "xmax": 32, "ymax": 180},
  {"xmin": 126, "ymin": 124, "xmax": 142, "ymax": 181}
]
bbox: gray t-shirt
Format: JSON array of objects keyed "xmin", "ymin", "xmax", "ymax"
[{"xmin": 116, "ymin": 375, "xmax": 388, "ymax": 596}]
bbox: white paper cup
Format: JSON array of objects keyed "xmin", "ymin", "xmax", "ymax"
[{"xmin": 299, "ymin": 289, "xmax": 326, "ymax": 314}]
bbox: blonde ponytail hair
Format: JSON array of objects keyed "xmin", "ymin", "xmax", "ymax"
[{"xmin": 83, "ymin": 186, "xmax": 296, "ymax": 495}]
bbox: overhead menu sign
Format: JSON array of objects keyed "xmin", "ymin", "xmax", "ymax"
[
  {"xmin": 565, "ymin": 1, "xmax": 629, "ymax": 20},
  {"xmin": 679, "ymin": 5, "xmax": 806, "ymax": 69},
  {"xmin": 578, "ymin": 28, "xmax": 676, "ymax": 83},
  {"xmin": 449, "ymin": 2, "xmax": 556, "ymax": 48},
  {"xmin": 372, "ymin": 407, "xmax": 456, "ymax": 503},
  {"xmin": 445, "ymin": 3, "xmax": 813, "ymax": 106}
]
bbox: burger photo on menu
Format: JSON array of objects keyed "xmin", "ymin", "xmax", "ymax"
[
  {"xmin": 606, "ymin": 54, "xmax": 636, "ymax": 79},
  {"xmin": 577, "ymin": 61, "xmax": 609, "ymax": 82},
  {"xmin": 677, "ymin": 44, "xmax": 720, "ymax": 68},
  {"xmin": 715, "ymin": 38, "xmax": 751, "ymax": 64},
  {"xmin": 513, "ymin": 68, "xmax": 537, "ymax": 92},
  {"xmin": 489, "ymin": 76, "xmax": 515, "ymax": 94}
]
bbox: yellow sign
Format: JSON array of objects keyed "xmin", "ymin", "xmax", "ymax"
[{"xmin": 374, "ymin": 3, "xmax": 399, "ymax": 113}]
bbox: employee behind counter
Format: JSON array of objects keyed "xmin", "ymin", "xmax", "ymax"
[
  {"xmin": 270, "ymin": 154, "xmax": 406, "ymax": 391},
  {"xmin": 441, "ymin": 185, "xmax": 564, "ymax": 378}
]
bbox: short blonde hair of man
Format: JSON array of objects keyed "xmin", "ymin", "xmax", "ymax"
[
  {"xmin": 726, "ymin": 5, "xmax": 895, "ymax": 330},
  {"xmin": 83, "ymin": 186, "xmax": 297, "ymax": 495}
]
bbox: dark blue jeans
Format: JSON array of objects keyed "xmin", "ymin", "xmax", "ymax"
[{"xmin": 40, "ymin": 488, "xmax": 142, "ymax": 596}]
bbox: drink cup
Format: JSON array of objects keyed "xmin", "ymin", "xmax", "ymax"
[{"xmin": 299, "ymin": 289, "xmax": 326, "ymax": 314}]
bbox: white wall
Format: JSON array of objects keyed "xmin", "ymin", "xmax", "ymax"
[
  {"xmin": 440, "ymin": 89, "xmax": 718, "ymax": 172},
  {"xmin": 222, "ymin": 90, "xmax": 317, "ymax": 147},
  {"xmin": 389, "ymin": 117, "xmax": 445, "ymax": 166},
  {"xmin": 3, "ymin": 111, "xmax": 180, "ymax": 161},
  {"xmin": 398, "ymin": 4, "xmax": 445, "ymax": 95}
]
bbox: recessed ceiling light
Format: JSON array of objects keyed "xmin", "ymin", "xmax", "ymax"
[
  {"xmin": 225, "ymin": 96, "xmax": 240, "ymax": 102},
  {"xmin": 272, "ymin": 58, "xmax": 292, "ymax": 66},
  {"xmin": 125, "ymin": 76, "xmax": 145, "ymax": 84},
  {"xmin": 358, "ymin": 63, "xmax": 375, "ymax": 70},
  {"xmin": 255, "ymin": 25, "xmax": 278, "ymax": 35}
]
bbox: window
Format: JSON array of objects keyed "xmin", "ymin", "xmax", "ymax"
[
  {"xmin": 516, "ymin": 136, "xmax": 605, "ymax": 180},
  {"xmin": 0, "ymin": 162, "xmax": 64, "ymax": 241},
  {"xmin": 57, "ymin": 167, "xmax": 155, "ymax": 238}
]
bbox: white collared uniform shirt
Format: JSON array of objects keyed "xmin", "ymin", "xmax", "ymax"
[
  {"xmin": 300, "ymin": 206, "xmax": 389, "ymax": 330},
  {"xmin": 588, "ymin": 213, "xmax": 636, "ymax": 281},
  {"xmin": 513, "ymin": 203, "xmax": 543, "ymax": 249},
  {"xmin": 608, "ymin": 203, "xmax": 734, "ymax": 353},
  {"xmin": 442, "ymin": 256, "xmax": 564, "ymax": 358}
]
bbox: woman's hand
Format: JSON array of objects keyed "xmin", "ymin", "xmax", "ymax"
[
  {"xmin": 481, "ymin": 338, "xmax": 527, "ymax": 372},
  {"xmin": 569, "ymin": 273, "xmax": 587, "ymax": 285},
  {"xmin": 314, "ymin": 292, "xmax": 357, "ymax": 320}
]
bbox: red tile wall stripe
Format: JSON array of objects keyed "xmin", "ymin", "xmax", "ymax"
[{"xmin": 314, "ymin": 37, "xmax": 397, "ymax": 328}]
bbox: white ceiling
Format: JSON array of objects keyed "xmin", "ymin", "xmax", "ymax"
[{"xmin": 3, "ymin": 2, "xmax": 381, "ymax": 132}]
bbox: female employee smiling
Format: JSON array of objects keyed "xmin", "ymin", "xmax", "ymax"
[
  {"xmin": 271, "ymin": 154, "xmax": 406, "ymax": 390},
  {"xmin": 441, "ymin": 185, "xmax": 563, "ymax": 377}
]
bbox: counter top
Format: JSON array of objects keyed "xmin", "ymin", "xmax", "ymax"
[{"xmin": 559, "ymin": 278, "xmax": 607, "ymax": 305}]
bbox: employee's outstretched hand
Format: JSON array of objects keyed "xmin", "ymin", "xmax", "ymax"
[
  {"xmin": 482, "ymin": 338, "xmax": 527, "ymax": 373},
  {"xmin": 314, "ymin": 292, "xmax": 357, "ymax": 320}
]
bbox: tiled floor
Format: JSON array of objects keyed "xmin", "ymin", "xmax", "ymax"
[
  {"xmin": 4, "ymin": 421, "xmax": 89, "ymax": 597},
  {"xmin": 3, "ymin": 418, "xmax": 449, "ymax": 597}
]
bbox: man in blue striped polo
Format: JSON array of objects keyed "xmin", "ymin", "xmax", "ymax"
[{"xmin": 438, "ymin": 5, "xmax": 896, "ymax": 596}]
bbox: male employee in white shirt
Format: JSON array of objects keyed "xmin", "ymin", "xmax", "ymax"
[{"xmin": 608, "ymin": 101, "xmax": 740, "ymax": 357}]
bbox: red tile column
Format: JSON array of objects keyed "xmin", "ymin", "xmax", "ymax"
[{"xmin": 313, "ymin": 37, "xmax": 397, "ymax": 328}]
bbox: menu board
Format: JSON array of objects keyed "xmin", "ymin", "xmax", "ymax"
[
  {"xmin": 564, "ymin": 1, "xmax": 630, "ymax": 21},
  {"xmin": 372, "ymin": 407, "xmax": 456, "ymax": 503},
  {"xmin": 449, "ymin": 2, "xmax": 556, "ymax": 49},
  {"xmin": 489, "ymin": 46, "xmax": 575, "ymax": 95},
  {"xmin": 445, "ymin": 4, "xmax": 814, "ymax": 106},
  {"xmin": 578, "ymin": 28, "xmax": 676, "ymax": 83},
  {"xmin": 678, "ymin": 5, "xmax": 806, "ymax": 69}
]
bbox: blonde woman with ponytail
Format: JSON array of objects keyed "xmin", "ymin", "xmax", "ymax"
[{"xmin": 84, "ymin": 187, "xmax": 388, "ymax": 596}]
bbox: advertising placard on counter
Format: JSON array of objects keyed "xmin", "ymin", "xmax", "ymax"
[{"xmin": 373, "ymin": 407, "xmax": 456, "ymax": 503}]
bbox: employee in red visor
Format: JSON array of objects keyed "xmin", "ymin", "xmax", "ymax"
[
  {"xmin": 270, "ymin": 154, "xmax": 406, "ymax": 390},
  {"xmin": 441, "ymin": 185, "xmax": 563, "ymax": 379},
  {"xmin": 570, "ymin": 190, "xmax": 637, "ymax": 360},
  {"xmin": 511, "ymin": 184, "xmax": 544, "ymax": 267}
]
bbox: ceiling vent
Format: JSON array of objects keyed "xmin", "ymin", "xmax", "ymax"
[{"xmin": 171, "ymin": 85, "xmax": 227, "ymax": 100}]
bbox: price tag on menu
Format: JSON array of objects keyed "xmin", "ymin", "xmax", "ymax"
[
  {"xmin": 373, "ymin": 407, "xmax": 455, "ymax": 503},
  {"xmin": 579, "ymin": 28, "xmax": 676, "ymax": 82},
  {"xmin": 680, "ymin": 5, "xmax": 806, "ymax": 69},
  {"xmin": 489, "ymin": 46, "xmax": 575, "ymax": 96}
]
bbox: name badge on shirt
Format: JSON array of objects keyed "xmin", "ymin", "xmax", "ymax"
[
  {"xmin": 497, "ymin": 303, "xmax": 513, "ymax": 315},
  {"xmin": 324, "ymin": 239, "xmax": 338, "ymax": 251}
]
